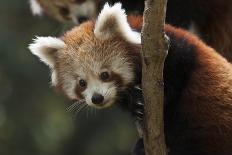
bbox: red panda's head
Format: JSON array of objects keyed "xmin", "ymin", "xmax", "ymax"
[
  {"xmin": 29, "ymin": 3, "xmax": 142, "ymax": 109},
  {"xmin": 29, "ymin": 0, "xmax": 99, "ymax": 24}
]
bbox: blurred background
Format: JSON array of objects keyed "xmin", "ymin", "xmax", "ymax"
[{"xmin": 0, "ymin": 0, "xmax": 138, "ymax": 155}]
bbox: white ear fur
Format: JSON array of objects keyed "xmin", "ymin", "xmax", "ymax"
[
  {"xmin": 94, "ymin": 3, "xmax": 141, "ymax": 44},
  {"xmin": 29, "ymin": 0, "xmax": 43, "ymax": 15},
  {"xmin": 28, "ymin": 36, "xmax": 65, "ymax": 68}
]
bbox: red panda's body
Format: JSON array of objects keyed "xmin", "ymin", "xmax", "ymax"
[
  {"xmin": 166, "ymin": 0, "xmax": 232, "ymax": 62},
  {"xmin": 163, "ymin": 25, "xmax": 232, "ymax": 155},
  {"xmin": 29, "ymin": 3, "xmax": 232, "ymax": 155}
]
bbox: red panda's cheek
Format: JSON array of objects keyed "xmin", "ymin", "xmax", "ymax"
[
  {"xmin": 101, "ymin": 85, "xmax": 117, "ymax": 107},
  {"xmin": 54, "ymin": 84, "xmax": 78, "ymax": 101},
  {"xmin": 110, "ymin": 72, "xmax": 124, "ymax": 87},
  {"xmin": 74, "ymin": 84, "xmax": 85, "ymax": 99}
]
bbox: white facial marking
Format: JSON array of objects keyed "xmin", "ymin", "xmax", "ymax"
[
  {"xmin": 29, "ymin": 0, "xmax": 43, "ymax": 15},
  {"xmin": 51, "ymin": 70, "xmax": 58, "ymax": 86},
  {"xmin": 82, "ymin": 76, "xmax": 117, "ymax": 109},
  {"xmin": 62, "ymin": 76, "xmax": 77, "ymax": 99},
  {"xmin": 94, "ymin": 3, "xmax": 141, "ymax": 44},
  {"xmin": 70, "ymin": 1, "xmax": 96, "ymax": 24}
]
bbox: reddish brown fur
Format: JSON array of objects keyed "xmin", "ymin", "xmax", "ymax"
[
  {"xmin": 114, "ymin": 19, "xmax": 232, "ymax": 153},
  {"xmin": 36, "ymin": 0, "xmax": 72, "ymax": 21},
  {"xmin": 127, "ymin": 15, "xmax": 143, "ymax": 32},
  {"xmin": 195, "ymin": 0, "xmax": 232, "ymax": 62},
  {"xmin": 34, "ymin": 0, "xmax": 232, "ymax": 61},
  {"xmin": 128, "ymin": 3, "xmax": 232, "ymax": 61},
  {"xmin": 165, "ymin": 25, "xmax": 232, "ymax": 154},
  {"xmin": 62, "ymin": 21, "xmax": 94, "ymax": 46}
]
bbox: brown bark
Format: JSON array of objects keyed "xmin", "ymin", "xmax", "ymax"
[{"xmin": 141, "ymin": 0, "xmax": 169, "ymax": 155}]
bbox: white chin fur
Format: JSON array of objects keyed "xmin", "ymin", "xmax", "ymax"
[
  {"xmin": 94, "ymin": 3, "xmax": 141, "ymax": 44},
  {"xmin": 83, "ymin": 81, "xmax": 117, "ymax": 109},
  {"xmin": 86, "ymin": 100, "xmax": 115, "ymax": 109},
  {"xmin": 29, "ymin": 0, "xmax": 43, "ymax": 15}
]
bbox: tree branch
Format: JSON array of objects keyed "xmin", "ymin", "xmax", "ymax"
[{"xmin": 141, "ymin": 0, "xmax": 168, "ymax": 154}]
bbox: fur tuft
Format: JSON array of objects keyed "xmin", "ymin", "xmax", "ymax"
[
  {"xmin": 28, "ymin": 36, "xmax": 65, "ymax": 68},
  {"xmin": 29, "ymin": 0, "xmax": 43, "ymax": 15},
  {"xmin": 94, "ymin": 3, "xmax": 141, "ymax": 44}
]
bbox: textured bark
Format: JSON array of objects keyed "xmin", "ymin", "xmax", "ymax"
[{"xmin": 141, "ymin": 0, "xmax": 168, "ymax": 155}]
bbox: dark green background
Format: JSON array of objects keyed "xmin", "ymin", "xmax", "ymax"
[{"xmin": 0, "ymin": 1, "xmax": 138, "ymax": 155}]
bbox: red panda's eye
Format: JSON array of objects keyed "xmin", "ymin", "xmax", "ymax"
[
  {"xmin": 59, "ymin": 6, "xmax": 70, "ymax": 16},
  {"xmin": 74, "ymin": 0, "xmax": 86, "ymax": 4},
  {"xmin": 100, "ymin": 72, "xmax": 110, "ymax": 81},
  {"xmin": 79, "ymin": 79, "xmax": 87, "ymax": 87}
]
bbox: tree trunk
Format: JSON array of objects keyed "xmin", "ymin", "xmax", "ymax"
[{"xmin": 141, "ymin": 0, "xmax": 169, "ymax": 154}]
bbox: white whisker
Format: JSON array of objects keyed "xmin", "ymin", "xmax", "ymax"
[
  {"xmin": 86, "ymin": 106, "xmax": 90, "ymax": 118},
  {"xmin": 74, "ymin": 103, "xmax": 87, "ymax": 116},
  {"xmin": 66, "ymin": 99, "xmax": 85, "ymax": 112},
  {"xmin": 91, "ymin": 107, "xmax": 95, "ymax": 115}
]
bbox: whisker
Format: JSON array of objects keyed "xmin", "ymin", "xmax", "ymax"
[
  {"xmin": 94, "ymin": 108, "xmax": 97, "ymax": 116},
  {"xmin": 91, "ymin": 107, "xmax": 95, "ymax": 116},
  {"xmin": 134, "ymin": 85, "xmax": 142, "ymax": 91},
  {"xmin": 74, "ymin": 104, "xmax": 87, "ymax": 116},
  {"xmin": 67, "ymin": 102, "xmax": 80, "ymax": 112},
  {"xmin": 86, "ymin": 106, "xmax": 90, "ymax": 118},
  {"xmin": 66, "ymin": 99, "xmax": 85, "ymax": 112}
]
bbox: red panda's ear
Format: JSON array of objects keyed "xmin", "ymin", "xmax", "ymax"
[
  {"xmin": 28, "ymin": 36, "xmax": 66, "ymax": 68},
  {"xmin": 29, "ymin": 0, "xmax": 43, "ymax": 15},
  {"xmin": 94, "ymin": 3, "xmax": 141, "ymax": 44}
]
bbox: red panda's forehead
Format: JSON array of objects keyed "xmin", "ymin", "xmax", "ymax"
[
  {"xmin": 59, "ymin": 21, "xmax": 134, "ymax": 82},
  {"xmin": 63, "ymin": 21, "xmax": 129, "ymax": 48},
  {"xmin": 56, "ymin": 37, "xmax": 133, "ymax": 83},
  {"xmin": 62, "ymin": 21, "xmax": 129, "ymax": 60},
  {"xmin": 63, "ymin": 21, "xmax": 94, "ymax": 45},
  {"xmin": 72, "ymin": 40, "xmax": 128, "ymax": 68}
]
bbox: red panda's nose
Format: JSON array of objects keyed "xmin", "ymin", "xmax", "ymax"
[
  {"xmin": 77, "ymin": 16, "xmax": 89, "ymax": 23},
  {"xmin": 91, "ymin": 93, "xmax": 104, "ymax": 105}
]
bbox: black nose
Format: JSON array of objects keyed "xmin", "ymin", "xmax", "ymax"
[
  {"xmin": 77, "ymin": 16, "xmax": 88, "ymax": 23},
  {"xmin": 91, "ymin": 93, "xmax": 104, "ymax": 105}
]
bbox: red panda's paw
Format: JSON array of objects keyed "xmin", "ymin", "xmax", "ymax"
[
  {"xmin": 130, "ymin": 86, "xmax": 144, "ymax": 121},
  {"xmin": 132, "ymin": 138, "xmax": 145, "ymax": 155}
]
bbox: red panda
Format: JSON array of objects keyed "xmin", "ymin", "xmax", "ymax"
[
  {"xmin": 29, "ymin": 0, "xmax": 98, "ymax": 24},
  {"xmin": 29, "ymin": 0, "xmax": 143, "ymax": 24},
  {"xmin": 29, "ymin": 3, "xmax": 232, "ymax": 155}
]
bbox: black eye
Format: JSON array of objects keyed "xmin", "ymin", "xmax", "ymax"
[
  {"xmin": 59, "ymin": 6, "xmax": 70, "ymax": 16},
  {"xmin": 79, "ymin": 79, "xmax": 87, "ymax": 87},
  {"xmin": 100, "ymin": 72, "xmax": 110, "ymax": 81},
  {"xmin": 74, "ymin": 0, "xmax": 86, "ymax": 4}
]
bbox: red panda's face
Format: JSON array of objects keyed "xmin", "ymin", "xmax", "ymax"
[
  {"xmin": 55, "ymin": 34, "xmax": 135, "ymax": 108},
  {"xmin": 30, "ymin": 0, "xmax": 98, "ymax": 24},
  {"xmin": 29, "ymin": 3, "xmax": 141, "ymax": 109}
]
